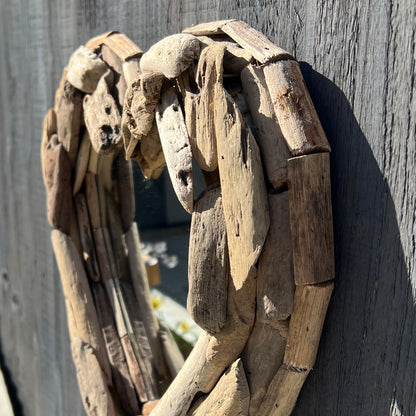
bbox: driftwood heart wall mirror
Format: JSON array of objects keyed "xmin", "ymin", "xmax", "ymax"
[{"xmin": 41, "ymin": 20, "xmax": 335, "ymax": 416}]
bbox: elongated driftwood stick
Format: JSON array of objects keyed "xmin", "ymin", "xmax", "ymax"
[{"xmin": 73, "ymin": 130, "xmax": 92, "ymax": 195}]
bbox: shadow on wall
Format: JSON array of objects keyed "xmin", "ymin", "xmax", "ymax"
[{"xmin": 292, "ymin": 64, "xmax": 416, "ymax": 415}]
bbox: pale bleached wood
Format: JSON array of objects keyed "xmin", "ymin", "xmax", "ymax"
[
  {"xmin": 288, "ymin": 153, "xmax": 335, "ymax": 285},
  {"xmin": 122, "ymin": 59, "xmax": 141, "ymax": 86},
  {"xmin": 264, "ymin": 60, "xmax": 331, "ymax": 155},
  {"xmin": 242, "ymin": 320, "xmax": 288, "ymax": 415},
  {"xmin": 188, "ymin": 185, "xmax": 228, "ymax": 333},
  {"xmin": 83, "ymin": 73, "xmax": 122, "ymax": 155},
  {"xmin": 140, "ymin": 34, "xmax": 200, "ymax": 79},
  {"xmin": 54, "ymin": 71, "xmax": 83, "ymax": 167},
  {"xmin": 91, "ymin": 282, "xmax": 140, "ymax": 415},
  {"xmin": 71, "ymin": 337, "xmax": 120, "ymax": 416},
  {"xmin": 85, "ymin": 31, "xmax": 119, "ymax": 50},
  {"xmin": 67, "ymin": 45, "xmax": 108, "ymax": 94},
  {"xmin": 151, "ymin": 269, "xmax": 257, "ymax": 416},
  {"xmin": 156, "ymin": 87, "xmax": 194, "ymax": 213},
  {"xmin": 139, "ymin": 123, "xmax": 166, "ymax": 180},
  {"xmin": 182, "ymin": 20, "xmax": 237, "ymax": 35},
  {"xmin": 215, "ymin": 86, "xmax": 269, "ymax": 290},
  {"xmin": 188, "ymin": 359, "xmax": 249, "ymax": 416},
  {"xmin": 73, "ymin": 130, "xmax": 91, "ymax": 195},
  {"xmin": 257, "ymin": 192, "xmax": 294, "ymax": 322},
  {"xmin": 283, "ymin": 282, "xmax": 333, "ymax": 370},
  {"xmin": 240, "ymin": 64, "xmax": 290, "ymax": 189},
  {"xmin": 257, "ymin": 366, "xmax": 310, "ymax": 416},
  {"xmin": 222, "ymin": 20, "xmax": 293, "ymax": 64},
  {"xmin": 103, "ymin": 33, "xmax": 143, "ymax": 62},
  {"xmin": 74, "ymin": 193, "xmax": 101, "ymax": 282},
  {"xmin": 88, "ymin": 146, "xmax": 100, "ymax": 174},
  {"xmin": 142, "ymin": 400, "xmax": 159, "ymax": 416},
  {"xmin": 51, "ymin": 230, "xmax": 111, "ymax": 380},
  {"xmin": 40, "ymin": 108, "xmax": 57, "ymax": 184},
  {"xmin": 158, "ymin": 321, "xmax": 185, "ymax": 379}
]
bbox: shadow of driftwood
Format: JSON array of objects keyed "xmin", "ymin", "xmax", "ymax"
[{"xmin": 292, "ymin": 64, "xmax": 416, "ymax": 415}]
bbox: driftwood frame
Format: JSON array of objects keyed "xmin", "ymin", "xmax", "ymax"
[{"xmin": 41, "ymin": 21, "xmax": 334, "ymax": 416}]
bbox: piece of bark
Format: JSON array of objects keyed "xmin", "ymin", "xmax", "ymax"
[
  {"xmin": 257, "ymin": 192, "xmax": 295, "ymax": 322},
  {"xmin": 122, "ymin": 59, "xmax": 141, "ymax": 85},
  {"xmin": 43, "ymin": 137, "xmax": 73, "ymax": 233},
  {"xmin": 264, "ymin": 60, "xmax": 331, "ymax": 155},
  {"xmin": 40, "ymin": 108, "xmax": 57, "ymax": 183},
  {"xmin": 215, "ymin": 86, "xmax": 269, "ymax": 290},
  {"xmin": 156, "ymin": 87, "xmax": 193, "ymax": 213},
  {"xmin": 182, "ymin": 20, "xmax": 237, "ymax": 36},
  {"xmin": 85, "ymin": 31, "xmax": 119, "ymax": 50},
  {"xmin": 191, "ymin": 43, "xmax": 226, "ymax": 171},
  {"xmin": 74, "ymin": 193, "xmax": 101, "ymax": 282},
  {"xmin": 140, "ymin": 34, "xmax": 200, "ymax": 79},
  {"xmin": 51, "ymin": 230, "xmax": 111, "ymax": 380},
  {"xmin": 151, "ymin": 268, "xmax": 257, "ymax": 416},
  {"xmin": 222, "ymin": 20, "xmax": 293, "ymax": 64},
  {"xmin": 67, "ymin": 45, "xmax": 108, "ymax": 93},
  {"xmin": 55, "ymin": 72, "xmax": 83, "ymax": 167},
  {"xmin": 188, "ymin": 359, "xmax": 249, "ymax": 416},
  {"xmin": 91, "ymin": 283, "xmax": 140, "ymax": 415},
  {"xmin": 288, "ymin": 153, "xmax": 335, "ymax": 285},
  {"xmin": 114, "ymin": 153, "xmax": 135, "ymax": 231},
  {"xmin": 283, "ymin": 282, "xmax": 333, "ymax": 370},
  {"xmin": 158, "ymin": 321, "xmax": 184, "ymax": 379},
  {"xmin": 103, "ymin": 33, "xmax": 143, "ymax": 61},
  {"xmin": 242, "ymin": 320, "xmax": 288, "ymax": 415},
  {"xmin": 83, "ymin": 73, "xmax": 122, "ymax": 155},
  {"xmin": 257, "ymin": 365, "xmax": 310, "ymax": 416},
  {"xmin": 240, "ymin": 64, "xmax": 290, "ymax": 189},
  {"xmin": 73, "ymin": 129, "xmax": 91, "ymax": 195},
  {"xmin": 188, "ymin": 185, "xmax": 228, "ymax": 333},
  {"xmin": 71, "ymin": 337, "xmax": 120, "ymax": 416}
]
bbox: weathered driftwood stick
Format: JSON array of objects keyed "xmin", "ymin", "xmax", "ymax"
[
  {"xmin": 142, "ymin": 400, "xmax": 159, "ymax": 416},
  {"xmin": 85, "ymin": 31, "xmax": 119, "ymax": 50},
  {"xmin": 67, "ymin": 45, "xmax": 108, "ymax": 94},
  {"xmin": 85, "ymin": 171, "xmax": 101, "ymax": 229},
  {"xmin": 140, "ymin": 34, "xmax": 200, "ymax": 79},
  {"xmin": 122, "ymin": 59, "xmax": 141, "ymax": 86},
  {"xmin": 215, "ymin": 86, "xmax": 269, "ymax": 290},
  {"xmin": 103, "ymin": 33, "xmax": 143, "ymax": 62},
  {"xmin": 182, "ymin": 20, "xmax": 237, "ymax": 36},
  {"xmin": 223, "ymin": 42, "xmax": 254, "ymax": 74},
  {"xmin": 93, "ymin": 227, "xmax": 113, "ymax": 282},
  {"xmin": 240, "ymin": 64, "xmax": 290, "ymax": 189},
  {"xmin": 83, "ymin": 73, "xmax": 122, "ymax": 155},
  {"xmin": 264, "ymin": 60, "xmax": 331, "ymax": 155},
  {"xmin": 88, "ymin": 145, "xmax": 100, "ymax": 174},
  {"xmin": 71, "ymin": 337, "xmax": 120, "ymax": 416},
  {"xmin": 288, "ymin": 153, "xmax": 335, "ymax": 285},
  {"xmin": 40, "ymin": 108, "xmax": 57, "ymax": 182},
  {"xmin": 188, "ymin": 185, "xmax": 228, "ymax": 334},
  {"xmin": 188, "ymin": 359, "xmax": 250, "ymax": 416},
  {"xmin": 91, "ymin": 282, "xmax": 140, "ymax": 415},
  {"xmin": 54, "ymin": 70, "xmax": 83, "ymax": 167},
  {"xmin": 283, "ymin": 282, "xmax": 333, "ymax": 370},
  {"xmin": 51, "ymin": 229, "xmax": 111, "ymax": 380},
  {"xmin": 73, "ymin": 130, "xmax": 92, "ymax": 195},
  {"xmin": 257, "ymin": 192, "xmax": 294, "ymax": 322},
  {"xmin": 257, "ymin": 365, "xmax": 310, "ymax": 416},
  {"xmin": 158, "ymin": 321, "xmax": 185, "ymax": 379},
  {"xmin": 156, "ymin": 87, "xmax": 194, "ymax": 213}
]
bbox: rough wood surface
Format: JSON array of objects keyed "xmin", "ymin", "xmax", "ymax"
[
  {"xmin": 188, "ymin": 185, "xmax": 228, "ymax": 333},
  {"xmin": 73, "ymin": 130, "xmax": 92, "ymax": 195},
  {"xmin": 158, "ymin": 321, "xmax": 185, "ymax": 379},
  {"xmin": 288, "ymin": 153, "xmax": 334, "ymax": 285},
  {"xmin": 103, "ymin": 33, "xmax": 143, "ymax": 62},
  {"xmin": 2, "ymin": 3, "xmax": 416, "ymax": 416},
  {"xmin": 182, "ymin": 20, "xmax": 236, "ymax": 35}
]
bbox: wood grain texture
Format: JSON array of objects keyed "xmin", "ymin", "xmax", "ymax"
[{"xmin": 1, "ymin": 2, "xmax": 415, "ymax": 416}]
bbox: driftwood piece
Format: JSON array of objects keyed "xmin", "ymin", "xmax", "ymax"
[
  {"xmin": 74, "ymin": 193, "xmax": 101, "ymax": 282},
  {"xmin": 142, "ymin": 400, "xmax": 159, "ymax": 416},
  {"xmin": 257, "ymin": 366, "xmax": 310, "ymax": 416},
  {"xmin": 51, "ymin": 230, "xmax": 111, "ymax": 380},
  {"xmin": 242, "ymin": 320, "xmax": 288, "ymax": 415},
  {"xmin": 222, "ymin": 20, "xmax": 293, "ymax": 64},
  {"xmin": 43, "ymin": 137, "xmax": 73, "ymax": 233},
  {"xmin": 88, "ymin": 146, "xmax": 100, "ymax": 174},
  {"xmin": 182, "ymin": 20, "xmax": 237, "ymax": 36},
  {"xmin": 103, "ymin": 33, "xmax": 143, "ymax": 61},
  {"xmin": 93, "ymin": 227, "xmax": 113, "ymax": 282},
  {"xmin": 122, "ymin": 59, "xmax": 141, "ymax": 85},
  {"xmin": 55, "ymin": 72, "xmax": 83, "ymax": 167},
  {"xmin": 85, "ymin": 172, "xmax": 101, "ymax": 229},
  {"xmin": 67, "ymin": 45, "xmax": 108, "ymax": 93},
  {"xmin": 40, "ymin": 108, "xmax": 57, "ymax": 182},
  {"xmin": 91, "ymin": 282, "xmax": 140, "ymax": 415},
  {"xmin": 188, "ymin": 359, "xmax": 250, "ymax": 416},
  {"xmin": 223, "ymin": 42, "xmax": 254, "ymax": 74},
  {"xmin": 140, "ymin": 34, "xmax": 200, "ymax": 79},
  {"xmin": 71, "ymin": 337, "xmax": 120, "ymax": 416},
  {"xmin": 188, "ymin": 185, "xmax": 228, "ymax": 333},
  {"xmin": 85, "ymin": 31, "xmax": 119, "ymax": 50},
  {"xmin": 283, "ymin": 282, "xmax": 333, "ymax": 370},
  {"xmin": 264, "ymin": 60, "xmax": 331, "ymax": 155},
  {"xmin": 83, "ymin": 74, "xmax": 122, "ymax": 155},
  {"xmin": 288, "ymin": 153, "xmax": 335, "ymax": 285},
  {"xmin": 215, "ymin": 86, "xmax": 269, "ymax": 289},
  {"xmin": 156, "ymin": 87, "xmax": 194, "ymax": 213},
  {"xmin": 72, "ymin": 129, "xmax": 91, "ymax": 195},
  {"xmin": 158, "ymin": 321, "xmax": 185, "ymax": 379},
  {"xmin": 257, "ymin": 192, "xmax": 294, "ymax": 322},
  {"xmin": 240, "ymin": 64, "xmax": 290, "ymax": 189}
]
